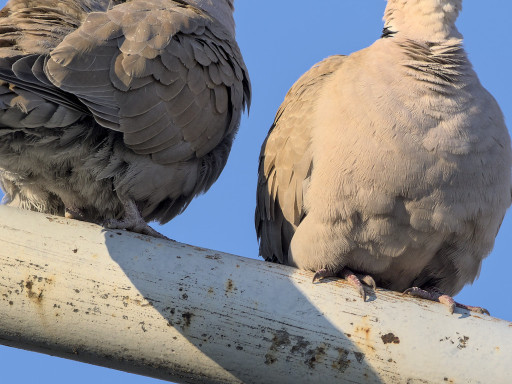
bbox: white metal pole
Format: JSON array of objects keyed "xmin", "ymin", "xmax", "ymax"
[{"xmin": 0, "ymin": 206, "xmax": 509, "ymax": 383}]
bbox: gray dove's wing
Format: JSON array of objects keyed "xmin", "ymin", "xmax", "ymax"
[
  {"xmin": 0, "ymin": 0, "xmax": 250, "ymax": 232},
  {"xmin": 44, "ymin": 0, "xmax": 250, "ymax": 164},
  {"xmin": 0, "ymin": 0, "xmax": 97, "ymax": 130},
  {"xmin": 256, "ymin": 56, "xmax": 346, "ymax": 264},
  {"xmin": 0, "ymin": 54, "xmax": 88, "ymax": 129}
]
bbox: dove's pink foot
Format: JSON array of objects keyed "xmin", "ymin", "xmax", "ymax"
[
  {"xmin": 105, "ymin": 197, "xmax": 169, "ymax": 240},
  {"xmin": 313, "ymin": 267, "xmax": 376, "ymax": 301},
  {"xmin": 403, "ymin": 287, "xmax": 489, "ymax": 315}
]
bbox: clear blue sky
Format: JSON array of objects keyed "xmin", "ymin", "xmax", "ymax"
[{"xmin": 1, "ymin": 1, "xmax": 510, "ymax": 382}]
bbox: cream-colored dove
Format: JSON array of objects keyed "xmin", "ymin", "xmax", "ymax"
[
  {"xmin": 0, "ymin": 0, "xmax": 250, "ymax": 238},
  {"xmin": 255, "ymin": 0, "xmax": 511, "ymax": 313}
]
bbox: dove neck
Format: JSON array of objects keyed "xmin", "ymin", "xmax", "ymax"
[
  {"xmin": 190, "ymin": 0, "xmax": 236, "ymax": 36},
  {"xmin": 383, "ymin": 0, "xmax": 462, "ymax": 42}
]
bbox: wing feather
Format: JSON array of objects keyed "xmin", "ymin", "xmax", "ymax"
[
  {"xmin": 45, "ymin": 0, "xmax": 250, "ymax": 163},
  {"xmin": 256, "ymin": 56, "xmax": 346, "ymax": 263}
]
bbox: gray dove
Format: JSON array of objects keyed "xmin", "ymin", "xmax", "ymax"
[
  {"xmin": 0, "ymin": 0, "xmax": 250, "ymax": 238},
  {"xmin": 255, "ymin": 0, "xmax": 511, "ymax": 314}
]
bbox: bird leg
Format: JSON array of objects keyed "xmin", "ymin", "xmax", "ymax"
[
  {"xmin": 313, "ymin": 267, "xmax": 376, "ymax": 301},
  {"xmin": 403, "ymin": 287, "xmax": 489, "ymax": 315},
  {"xmin": 105, "ymin": 196, "xmax": 169, "ymax": 240}
]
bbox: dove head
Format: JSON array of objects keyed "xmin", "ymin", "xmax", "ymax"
[
  {"xmin": 384, "ymin": 0, "xmax": 463, "ymax": 42},
  {"xmin": 190, "ymin": 0, "xmax": 236, "ymax": 36}
]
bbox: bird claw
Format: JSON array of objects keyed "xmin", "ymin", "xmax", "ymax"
[
  {"xmin": 105, "ymin": 218, "xmax": 170, "ymax": 240},
  {"xmin": 65, "ymin": 207, "xmax": 87, "ymax": 221},
  {"xmin": 360, "ymin": 275, "xmax": 377, "ymax": 290},
  {"xmin": 105, "ymin": 194, "xmax": 171, "ymax": 240},
  {"xmin": 403, "ymin": 287, "xmax": 489, "ymax": 315},
  {"xmin": 313, "ymin": 267, "xmax": 376, "ymax": 302},
  {"xmin": 312, "ymin": 268, "xmax": 334, "ymax": 283},
  {"xmin": 437, "ymin": 294, "xmax": 456, "ymax": 315},
  {"xmin": 453, "ymin": 303, "xmax": 490, "ymax": 316}
]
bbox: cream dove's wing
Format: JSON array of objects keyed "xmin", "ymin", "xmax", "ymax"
[
  {"xmin": 256, "ymin": 0, "xmax": 511, "ymax": 313},
  {"xmin": 256, "ymin": 55, "xmax": 346, "ymax": 264},
  {"xmin": 0, "ymin": 0, "xmax": 250, "ymax": 237}
]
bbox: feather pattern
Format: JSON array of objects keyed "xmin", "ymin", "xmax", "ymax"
[{"xmin": 0, "ymin": 0, "xmax": 250, "ymax": 226}]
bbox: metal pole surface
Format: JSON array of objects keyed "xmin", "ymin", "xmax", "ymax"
[{"xmin": 0, "ymin": 206, "xmax": 510, "ymax": 383}]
